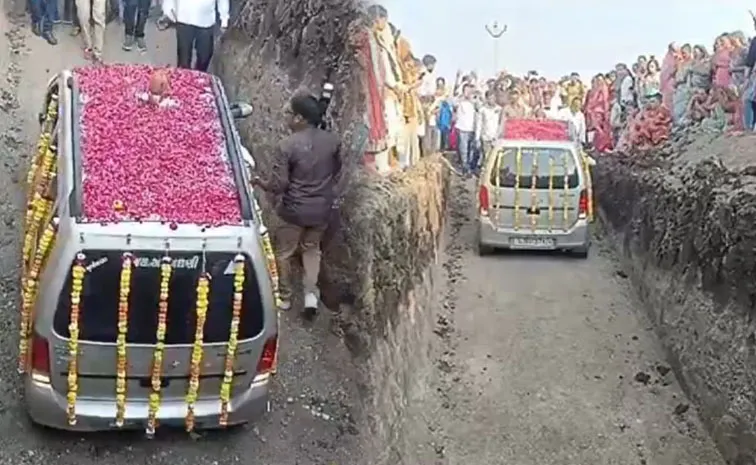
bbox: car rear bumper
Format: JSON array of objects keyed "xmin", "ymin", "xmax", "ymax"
[
  {"xmin": 478, "ymin": 218, "xmax": 590, "ymax": 250},
  {"xmin": 24, "ymin": 374, "xmax": 270, "ymax": 432}
]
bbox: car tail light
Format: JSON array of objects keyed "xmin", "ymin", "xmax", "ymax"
[
  {"xmin": 256, "ymin": 335, "xmax": 278, "ymax": 375},
  {"xmin": 31, "ymin": 333, "xmax": 50, "ymax": 376},
  {"xmin": 578, "ymin": 189, "xmax": 588, "ymax": 218},
  {"xmin": 478, "ymin": 185, "xmax": 489, "ymax": 215}
]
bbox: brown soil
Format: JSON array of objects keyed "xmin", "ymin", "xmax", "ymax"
[
  {"xmin": 594, "ymin": 131, "xmax": 756, "ymax": 464},
  {"xmin": 215, "ymin": 0, "xmax": 451, "ymax": 461}
]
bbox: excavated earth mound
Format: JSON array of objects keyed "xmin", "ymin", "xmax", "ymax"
[
  {"xmin": 594, "ymin": 132, "xmax": 756, "ymax": 464},
  {"xmin": 215, "ymin": 0, "xmax": 449, "ymax": 462}
]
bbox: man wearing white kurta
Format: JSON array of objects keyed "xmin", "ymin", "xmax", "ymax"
[{"xmin": 162, "ymin": 0, "xmax": 229, "ymax": 72}]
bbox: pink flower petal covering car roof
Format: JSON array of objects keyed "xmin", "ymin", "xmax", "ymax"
[{"xmin": 74, "ymin": 64, "xmax": 242, "ymax": 226}]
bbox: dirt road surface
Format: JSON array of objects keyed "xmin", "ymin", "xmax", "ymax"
[
  {"xmin": 0, "ymin": 11, "xmax": 727, "ymax": 465},
  {"xmin": 423, "ymin": 178, "xmax": 725, "ymax": 465}
]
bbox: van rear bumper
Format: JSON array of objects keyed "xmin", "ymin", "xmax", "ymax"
[
  {"xmin": 24, "ymin": 374, "xmax": 270, "ymax": 432},
  {"xmin": 478, "ymin": 218, "xmax": 590, "ymax": 250}
]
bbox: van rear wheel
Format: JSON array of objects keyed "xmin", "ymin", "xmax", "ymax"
[
  {"xmin": 570, "ymin": 246, "xmax": 589, "ymax": 259},
  {"xmin": 477, "ymin": 242, "xmax": 495, "ymax": 256}
]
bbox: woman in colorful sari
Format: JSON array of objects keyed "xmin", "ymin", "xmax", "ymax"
[
  {"xmin": 352, "ymin": 17, "xmax": 388, "ymax": 171},
  {"xmin": 690, "ymin": 45, "xmax": 712, "ymax": 92},
  {"xmin": 633, "ymin": 63, "xmax": 647, "ymax": 106},
  {"xmin": 641, "ymin": 58, "xmax": 662, "ymax": 100},
  {"xmin": 660, "ymin": 43, "xmax": 678, "ymax": 109},
  {"xmin": 627, "ymin": 92, "xmax": 672, "ymax": 150},
  {"xmin": 712, "ymin": 33, "xmax": 733, "ymax": 89},
  {"xmin": 672, "ymin": 44, "xmax": 694, "ymax": 125},
  {"xmin": 729, "ymin": 31, "xmax": 749, "ymax": 92},
  {"xmin": 585, "ymin": 74, "xmax": 613, "ymax": 153}
]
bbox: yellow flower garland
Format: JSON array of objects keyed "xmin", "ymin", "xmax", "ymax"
[
  {"xmin": 260, "ymin": 230, "xmax": 281, "ymax": 308},
  {"xmin": 146, "ymin": 256, "xmax": 172, "ymax": 437},
  {"xmin": 219, "ymin": 254, "xmax": 245, "ymax": 426},
  {"xmin": 18, "ymin": 94, "xmax": 58, "ymax": 373},
  {"xmin": 18, "ymin": 219, "xmax": 58, "ymax": 373},
  {"xmin": 254, "ymin": 198, "xmax": 282, "ymax": 308},
  {"xmin": 185, "ymin": 272, "xmax": 210, "ymax": 432},
  {"xmin": 18, "ymin": 197, "xmax": 53, "ymax": 373},
  {"xmin": 115, "ymin": 252, "xmax": 133, "ymax": 427},
  {"xmin": 67, "ymin": 252, "xmax": 86, "ymax": 425},
  {"xmin": 27, "ymin": 95, "xmax": 58, "ymax": 189}
]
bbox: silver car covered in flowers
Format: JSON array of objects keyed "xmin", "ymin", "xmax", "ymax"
[{"xmin": 21, "ymin": 65, "xmax": 277, "ymax": 433}]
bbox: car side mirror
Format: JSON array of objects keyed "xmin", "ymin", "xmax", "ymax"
[{"xmin": 230, "ymin": 102, "xmax": 253, "ymax": 119}]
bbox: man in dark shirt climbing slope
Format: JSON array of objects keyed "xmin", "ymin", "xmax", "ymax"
[{"xmin": 253, "ymin": 93, "xmax": 342, "ymax": 317}]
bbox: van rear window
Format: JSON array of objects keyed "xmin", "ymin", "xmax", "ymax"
[
  {"xmin": 489, "ymin": 147, "xmax": 579, "ymax": 189},
  {"xmin": 53, "ymin": 250, "xmax": 265, "ymax": 344}
]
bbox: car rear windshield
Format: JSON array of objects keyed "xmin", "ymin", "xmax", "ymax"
[
  {"xmin": 489, "ymin": 147, "xmax": 579, "ymax": 189},
  {"xmin": 53, "ymin": 250, "xmax": 265, "ymax": 344}
]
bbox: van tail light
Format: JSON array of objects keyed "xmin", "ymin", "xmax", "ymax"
[
  {"xmin": 256, "ymin": 335, "xmax": 278, "ymax": 375},
  {"xmin": 478, "ymin": 185, "xmax": 489, "ymax": 215},
  {"xmin": 578, "ymin": 189, "xmax": 588, "ymax": 218},
  {"xmin": 31, "ymin": 333, "xmax": 51, "ymax": 380}
]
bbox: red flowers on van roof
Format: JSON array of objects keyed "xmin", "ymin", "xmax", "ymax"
[
  {"xmin": 75, "ymin": 65, "xmax": 242, "ymax": 226},
  {"xmin": 502, "ymin": 119, "xmax": 570, "ymax": 141}
]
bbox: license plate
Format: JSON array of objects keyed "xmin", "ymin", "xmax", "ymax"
[{"xmin": 510, "ymin": 237, "xmax": 555, "ymax": 249}]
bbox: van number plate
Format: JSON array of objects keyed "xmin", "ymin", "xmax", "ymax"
[{"xmin": 510, "ymin": 237, "xmax": 555, "ymax": 249}]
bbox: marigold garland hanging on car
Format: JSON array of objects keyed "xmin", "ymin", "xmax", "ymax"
[
  {"xmin": 67, "ymin": 252, "xmax": 86, "ymax": 425},
  {"xmin": 27, "ymin": 94, "xmax": 57, "ymax": 189},
  {"xmin": 18, "ymin": 218, "xmax": 58, "ymax": 373},
  {"xmin": 186, "ymin": 272, "xmax": 210, "ymax": 431},
  {"xmin": 219, "ymin": 254, "xmax": 245, "ymax": 426},
  {"xmin": 146, "ymin": 256, "xmax": 172, "ymax": 436},
  {"xmin": 254, "ymin": 200, "xmax": 282, "ymax": 308},
  {"xmin": 115, "ymin": 252, "xmax": 133, "ymax": 427},
  {"xmin": 19, "ymin": 195, "xmax": 55, "ymax": 373}
]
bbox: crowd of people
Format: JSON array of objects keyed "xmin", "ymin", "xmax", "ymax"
[
  {"xmin": 27, "ymin": 0, "xmax": 226, "ymax": 70},
  {"xmin": 359, "ymin": 15, "xmax": 756, "ymax": 175}
]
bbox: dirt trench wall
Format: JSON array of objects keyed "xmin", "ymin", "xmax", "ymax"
[
  {"xmin": 594, "ymin": 136, "xmax": 756, "ymax": 464},
  {"xmin": 215, "ymin": 1, "xmax": 449, "ymax": 463}
]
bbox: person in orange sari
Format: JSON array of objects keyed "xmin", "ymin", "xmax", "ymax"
[
  {"xmin": 628, "ymin": 91, "xmax": 672, "ymax": 150},
  {"xmin": 712, "ymin": 33, "xmax": 733, "ymax": 89},
  {"xmin": 660, "ymin": 42, "xmax": 678, "ymax": 109}
]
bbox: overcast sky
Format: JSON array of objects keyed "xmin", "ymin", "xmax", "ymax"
[{"xmin": 379, "ymin": 0, "xmax": 756, "ymax": 81}]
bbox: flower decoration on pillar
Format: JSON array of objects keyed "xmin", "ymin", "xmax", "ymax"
[
  {"xmin": 67, "ymin": 252, "xmax": 86, "ymax": 425},
  {"xmin": 185, "ymin": 272, "xmax": 210, "ymax": 432},
  {"xmin": 115, "ymin": 252, "xmax": 133, "ymax": 427},
  {"xmin": 146, "ymin": 255, "xmax": 172, "ymax": 437},
  {"xmin": 219, "ymin": 254, "xmax": 245, "ymax": 426}
]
